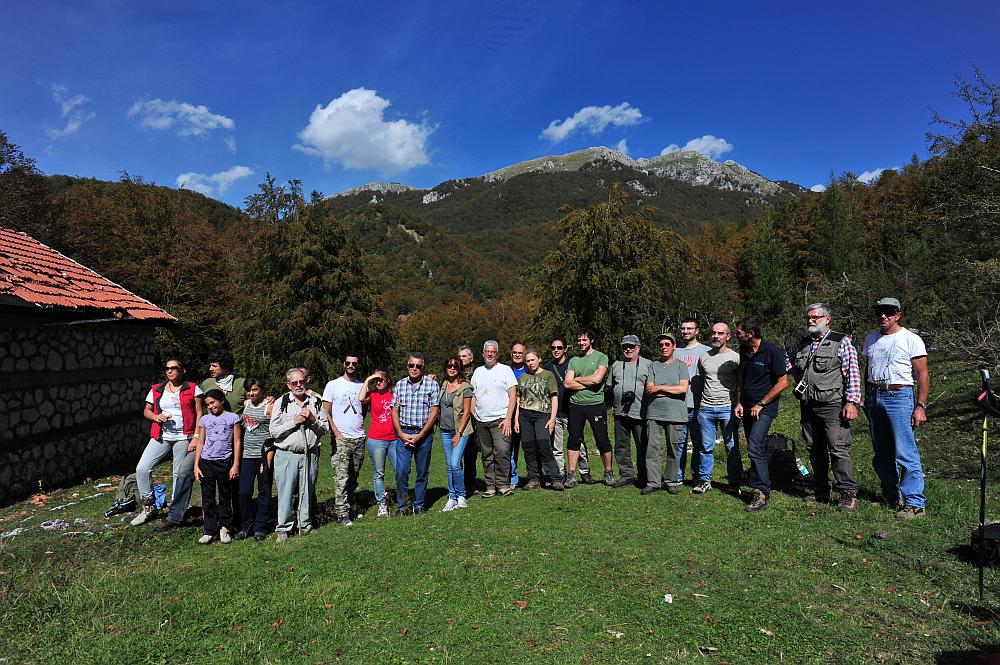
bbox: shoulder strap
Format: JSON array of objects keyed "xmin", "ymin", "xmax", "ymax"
[{"xmin": 826, "ymin": 332, "xmax": 846, "ymax": 344}]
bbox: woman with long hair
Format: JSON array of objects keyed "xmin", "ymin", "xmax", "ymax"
[
  {"xmin": 438, "ymin": 356, "xmax": 474, "ymax": 511},
  {"xmin": 359, "ymin": 368, "xmax": 396, "ymax": 517}
]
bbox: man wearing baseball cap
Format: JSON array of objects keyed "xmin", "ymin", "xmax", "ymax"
[
  {"xmin": 642, "ymin": 333, "xmax": 689, "ymax": 495},
  {"xmin": 606, "ymin": 334, "xmax": 652, "ymax": 488},
  {"xmin": 862, "ymin": 297, "xmax": 930, "ymax": 518}
]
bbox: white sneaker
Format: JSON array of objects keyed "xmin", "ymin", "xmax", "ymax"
[
  {"xmin": 219, "ymin": 527, "xmax": 232, "ymax": 544},
  {"xmin": 457, "ymin": 496, "xmax": 468, "ymax": 509},
  {"xmin": 130, "ymin": 505, "xmax": 157, "ymax": 527},
  {"xmin": 198, "ymin": 534, "xmax": 213, "ymax": 544},
  {"xmin": 377, "ymin": 501, "xmax": 389, "ymax": 517},
  {"xmin": 442, "ymin": 499, "xmax": 458, "ymax": 512}
]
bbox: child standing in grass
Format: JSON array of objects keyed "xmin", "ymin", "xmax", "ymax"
[
  {"xmin": 194, "ymin": 389, "xmax": 242, "ymax": 544},
  {"xmin": 238, "ymin": 378, "xmax": 274, "ymax": 542}
]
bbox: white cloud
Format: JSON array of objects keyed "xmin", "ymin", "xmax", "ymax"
[
  {"xmin": 175, "ymin": 165, "xmax": 254, "ymax": 197},
  {"xmin": 541, "ymin": 102, "xmax": 644, "ymax": 143},
  {"xmin": 128, "ymin": 98, "xmax": 234, "ymax": 137},
  {"xmin": 224, "ymin": 136, "xmax": 237, "ymax": 154},
  {"xmin": 293, "ymin": 88, "xmax": 433, "ymax": 174},
  {"xmin": 810, "ymin": 184, "xmax": 827, "ymax": 192},
  {"xmin": 615, "ymin": 139, "xmax": 629, "ymax": 155},
  {"xmin": 856, "ymin": 166, "xmax": 899, "ymax": 185},
  {"xmin": 660, "ymin": 134, "xmax": 734, "ymax": 160},
  {"xmin": 46, "ymin": 84, "xmax": 95, "ymax": 139}
]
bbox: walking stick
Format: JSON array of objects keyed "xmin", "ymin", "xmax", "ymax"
[{"xmin": 975, "ymin": 369, "xmax": 998, "ymax": 601}]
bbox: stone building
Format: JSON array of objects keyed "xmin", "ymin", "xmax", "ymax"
[{"xmin": 0, "ymin": 227, "xmax": 174, "ymax": 505}]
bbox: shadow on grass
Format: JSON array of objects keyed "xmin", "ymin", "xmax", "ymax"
[{"xmin": 935, "ymin": 645, "xmax": 1000, "ymax": 664}]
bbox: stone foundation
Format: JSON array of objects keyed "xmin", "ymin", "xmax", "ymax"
[{"xmin": 0, "ymin": 315, "xmax": 160, "ymax": 505}]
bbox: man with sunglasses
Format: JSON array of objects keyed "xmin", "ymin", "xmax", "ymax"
[
  {"xmin": 544, "ymin": 337, "xmax": 596, "ymax": 484},
  {"xmin": 788, "ymin": 304, "xmax": 861, "ymax": 513},
  {"xmin": 323, "ymin": 353, "xmax": 366, "ymax": 527},
  {"xmin": 391, "ymin": 353, "xmax": 440, "ymax": 515},
  {"xmin": 862, "ymin": 297, "xmax": 930, "ymax": 519},
  {"xmin": 606, "ymin": 335, "xmax": 652, "ymax": 488},
  {"xmin": 509, "ymin": 342, "xmax": 527, "ymax": 488}
]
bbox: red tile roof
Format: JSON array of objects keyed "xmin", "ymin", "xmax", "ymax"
[{"xmin": 0, "ymin": 227, "xmax": 175, "ymax": 321}]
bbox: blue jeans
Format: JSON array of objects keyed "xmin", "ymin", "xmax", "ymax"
[
  {"xmin": 741, "ymin": 408, "xmax": 777, "ymax": 495},
  {"xmin": 395, "ymin": 429, "xmax": 433, "ymax": 509},
  {"xmin": 439, "ymin": 430, "xmax": 470, "ymax": 500},
  {"xmin": 866, "ymin": 387, "xmax": 926, "ymax": 508},
  {"xmin": 677, "ymin": 407, "xmax": 699, "ymax": 481},
  {"xmin": 697, "ymin": 406, "xmax": 741, "ymax": 485},
  {"xmin": 135, "ymin": 437, "xmax": 195, "ymax": 523},
  {"xmin": 366, "ymin": 438, "xmax": 395, "ymax": 503}
]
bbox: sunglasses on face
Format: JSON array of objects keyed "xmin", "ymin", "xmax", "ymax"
[
  {"xmin": 288, "ymin": 380, "xmax": 306, "ymax": 386},
  {"xmin": 345, "ymin": 361, "xmax": 359, "ymax": 366},
  {"xmin": 164, "ymin": 366, "xmax": 181, "ymax": 371},
  {"xmin": 550, "ymin": 345, "xmax": 565, "ymax": 350},
  {"xmin": 622, "ymin": 344, "xmax": 637, "ymax": 350},
  {"xmin": 407, "ymin": 363, "xmax": 424, "ymax": 369},
  {"xmin": 446, "ymin": 364, "xmax": 460, "ymax": 369},
  {"xmin": 875, "ymin": 308, "xmax": 899, "ymax": 317}
]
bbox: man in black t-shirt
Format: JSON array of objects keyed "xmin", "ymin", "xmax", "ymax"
[{"xmin": 735, "ymin": 318, "xmax": 789, "ymax": 513}]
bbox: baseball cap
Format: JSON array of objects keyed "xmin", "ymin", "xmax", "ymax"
[
  {"xmin": 621, "ymin": 334, "xmax": 640, "ymax": 346},
  {"xmin": 656, "ymin": 333, "xmax": 676, "ymax": 344},
  {"xmin": 875, "ymin": 297, "xmax": 901, "ymax": 309}
]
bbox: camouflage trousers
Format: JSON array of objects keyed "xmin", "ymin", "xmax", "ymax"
[{"xmin": 331, "ymin": 436, "xmax": 366, "ymax": 518}]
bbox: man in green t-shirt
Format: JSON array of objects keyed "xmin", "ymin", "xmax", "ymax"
[
  {"xmin": 562, "ymin": 329, "xmax": 615, "ymax": 487},
  {"xmin": 201, "ymin": 349, "xmax": 247, "ymax": 415}
]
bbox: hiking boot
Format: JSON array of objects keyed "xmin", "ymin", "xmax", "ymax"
[
  {"xmin": 805, "ymin": 494, "xmax": 831, "ymax": 504},
  {"xmin": 692, "ymin": 481, "xmax": 713, "ymax": 494},
  {"xmin": 396, "ymin": 504, "xmax": 413, "ymax": 517},
  {"xmin": 480, "ymin": 489, "xmax": 497, "ymax": 499},
  {"xmin": 152, "ymin": 518, "xmax": 182, "ymax": 532},
  {"xmin": 612, "ymin": 476, "xmax": 635, "ymax": 488},
  {"xmin": 525, "ymin": 479, "xmax": 542, "ymax": 490},
  {"xmin": 198, "ymin": 534, "xmax": 213, "ymax": 544},
  {"xmin": 412, "ymin": 506, "xmax": 425, "ymax": 515},
  {"xmin": 442, "ymin": 499, "xmax": 458, "ymax": 512},
  {"xmin": 581, "ymin": 472, "xmax": 598, "ymax": 485},
  {"xmin": 219, "ymin": 527, "xmax": 232, "ymax": 544},
  {"xmin": 838, "ymin": 493, "xmax": 858, "ymax": 513},
  {"xmin": 337, "ymin": 516, "xmax": 353, "ymax": 527},
  {"xmin": 130, "ymin": 505, "xmax": 158, "ymax": 527},
  {"xmin": 549, "ymin": 480, "xmax": 565, "ymax": 491},
  {"xmin": 233, "ymin": 530, "xmax": 249, "ymax": 541},
  {"xmin": 275, "ymin": 532, "xmax": 289, "ymax": 543},
  {"xmin": 563, "ymin": 477, "xmax": 578, "ymax": 489},
  {"xmin": 377, "ymin": 500, "xmax": 389, "ymax": 517},
  {"xmin": 896, "ymin": 505, "xmax": 926, "ymax": 519},
  {"xmin": 640, "ymin": 485, "xmax": 661, "ymax": 496},
  {"xmin": 745, "ymin": 489, "xmax": 769, "ymax": 512},
  {"xmin": 253, "ymin": 532, "xmax": 267, "ymax": 542},
  {"xmin": 665, "ymin": 484, "xmax": 679, "ymax": 495},
  {"xmin": 603, "ymin": 470, "xmax": 615, "ymax": 486},
  {"xmin": 499, "ymin": 486, "xmax": 514, "ymax": 497}
]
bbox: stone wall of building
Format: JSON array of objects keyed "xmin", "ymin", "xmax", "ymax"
[{"xmin": 0, "ymin": 318, "xmax": 158, "ymax": 505}]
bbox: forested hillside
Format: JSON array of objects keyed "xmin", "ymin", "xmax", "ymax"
[{"xmin": 2, "ymin": 70, "xmax": 998, "ymax": 387}]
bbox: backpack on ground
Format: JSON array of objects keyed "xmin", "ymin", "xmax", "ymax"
[
  {"xmin": 766, "ymin": 433, "xmax": 808, "ymax": 489},
  {"xmin": 972, "ymin": 522, "xmax": 1000, "ymax": 567},
  {"xmin": 104, "ymin": 474, "xmax": 139, "ymax": 517}
]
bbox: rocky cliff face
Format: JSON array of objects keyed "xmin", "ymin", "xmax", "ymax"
[
  {"xmin": 636, "ymin": 150, "xmax": 783, "ymax": 196},
  {"xmin": 329, "ymin": 182, "xmax": 425, "ymax": 198}
]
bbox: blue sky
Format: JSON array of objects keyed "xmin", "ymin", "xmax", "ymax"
[{"xmin": 4, "ymin": 1, "xmax": 999, "ymax": 206}]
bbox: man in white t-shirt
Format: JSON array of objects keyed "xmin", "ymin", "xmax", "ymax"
[
  {"xmin": 862, "ymin": 297, "xmax": 930, "ymax": 519},
  {"xmin": 471, "ymin": 340, "xmax": 518, "ymax": 497},
  {"xmin": 322, "ymin": 353, "xmax": 366, "ymax": 526}
]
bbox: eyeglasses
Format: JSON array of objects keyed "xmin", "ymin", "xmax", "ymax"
[
  {"xmin": 407, "ymin": 363, "xmax": 424, "ymax": 369},
  {"xmin": 164, "ymin": 366, "xmax": 181, "ymax": 371},
  {"xmin": 658, "ymin": 341, "xmax": 674, "ymax": 347},
  {"xmin": 288, "ymin": 380, "xmax": 306, "ymax": 386},
  {"xmin": 806, "ymin": 315, "xmax": 826, "ymax": 321},
  {"xmin": 550, "ymin": 345, "xmax": 565, "ymax": 350},
  {"xmin": 345, "ymin": 361, "xmax": 359, "ymax": 366}
]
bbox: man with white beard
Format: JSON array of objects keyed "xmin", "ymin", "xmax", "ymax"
[{"xmin": 787, "ymin": 303, "xmax": 862, "ymax": 513}]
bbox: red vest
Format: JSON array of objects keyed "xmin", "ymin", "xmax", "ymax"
[{"xmin": 149, "ymin": 381, "xmax": 198, "ymax": 440}]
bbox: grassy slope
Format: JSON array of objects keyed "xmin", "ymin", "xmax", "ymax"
[{"xmin": 2, "ymin": 359, "xmax": 999, "ymax": 664}]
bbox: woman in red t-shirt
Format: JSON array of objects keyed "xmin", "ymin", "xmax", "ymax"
[{"xmin": 359, "ymin": 369, "xmax": 396, "ymax": 517}]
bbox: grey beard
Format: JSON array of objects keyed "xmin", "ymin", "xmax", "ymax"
[{"xmin": 710, "ymin": 340, "xmax": 723, "ymax": 349}]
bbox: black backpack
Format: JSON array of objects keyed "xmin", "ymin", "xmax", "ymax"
[{"xmin": 766, "ymin": 433, "xmax": 808, "ymax": 489}]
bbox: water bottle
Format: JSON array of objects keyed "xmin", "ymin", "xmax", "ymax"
[{"xmin": 795, "ymin": 457, "xmax": 810, "ymax": 479}]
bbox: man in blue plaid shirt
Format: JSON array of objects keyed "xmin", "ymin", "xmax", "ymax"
[{"xmin": 391, "ymin": 352, "xmax": 439, "ymax": 515}]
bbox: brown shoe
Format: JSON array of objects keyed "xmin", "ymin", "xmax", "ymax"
[
  {"xmin": 745, "ymin": 489, "xmax": 769, "ymax": 512},
  {"xmin": 838, "ymin": 493, "xmax": 858, "ymax": 513},
  {"xmin": 805, "ymin": 494, "xmax": 831, "ymax": 504},
  {"xmin": 152, "ymin": 518, "xmax": 182, "ymax": 532},
  {"xmin": 896, "ymin": 505, "xmax": 926, "ymax": 519},
  {"xmin": 549, "ymin": 481, "xmax": 565, "ymax": 491},
  {"xmin": 525, "ymin": 479, "xmax": 542, "ymax": 490}
]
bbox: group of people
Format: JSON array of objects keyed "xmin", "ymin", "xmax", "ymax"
[{"xmin": 128, "ymin": 296, "xmax": 931, "ymax": 544}]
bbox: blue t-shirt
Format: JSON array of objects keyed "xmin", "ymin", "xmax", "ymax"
[{"xmin": 739, "ymin": 338, "xmax": 787, "ymax": 414}]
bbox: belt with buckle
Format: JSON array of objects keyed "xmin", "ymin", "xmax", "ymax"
[{"xmin": 869, "ymin": 383, "xmax": 910, "ymax": 391}]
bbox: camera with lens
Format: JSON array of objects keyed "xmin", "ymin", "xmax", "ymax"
[{"xmin": 621, "ymin": 390, "xmax": 637, "ymax": 411}]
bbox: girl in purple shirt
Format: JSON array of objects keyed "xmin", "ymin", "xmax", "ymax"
[{"xmin": 194, "ymin": 389, "xmax": 242, "ymax": 544}]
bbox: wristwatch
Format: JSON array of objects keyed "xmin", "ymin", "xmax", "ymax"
[
  {"xmin": 916, "ymin": 401, "xmax": 927, "ymax": 410},
  {"xmin": 755, "ymin": 400, "xmax": 765, "ymax": 407}
]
